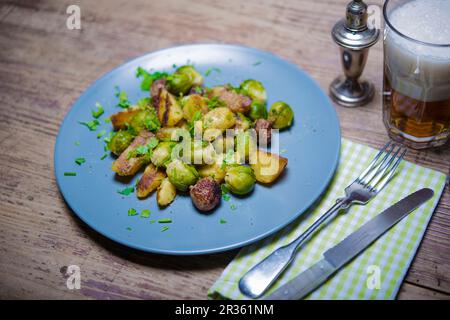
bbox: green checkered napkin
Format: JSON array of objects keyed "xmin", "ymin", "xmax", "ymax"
[{"xmin": 208, "ymin": 138, "xmax": 447, "ymax": 300}]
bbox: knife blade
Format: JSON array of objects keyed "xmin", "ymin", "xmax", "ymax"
[{"xmin": 264, "ymin": 187, "xmax": 434, "ymax": 300}]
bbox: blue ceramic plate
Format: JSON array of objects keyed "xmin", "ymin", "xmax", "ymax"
[{"xmin": 54, "ymin": 44, "xmax": 340, "ymax": 255}]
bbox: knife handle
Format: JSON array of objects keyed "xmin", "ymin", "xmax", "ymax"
[{"xmin": 239, "ymin": 198, "xmax": 347, "ymax": 298}]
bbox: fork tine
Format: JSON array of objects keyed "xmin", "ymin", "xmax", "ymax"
[
  {"xmin": 360, "ymin": 142, "xmax": 396, "ymax": 186},
  {"xmin": 368, "ymin": 145, "xmax": 403, "ymax": 188},
  {"xmin": 372, "ymin": 148, "xmax": 407, "ymax": 192},
  {"xmin": 357, "ymin": 141, "xmax": 392, "ymax": 182}
]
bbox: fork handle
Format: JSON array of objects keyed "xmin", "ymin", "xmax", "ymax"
[{"xmin": 238, "ymin": 197, "xmax": 351, "ymax": 299}]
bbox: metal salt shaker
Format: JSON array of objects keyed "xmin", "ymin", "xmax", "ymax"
[{"xmin": 330, "ymin": 0, "xmax": 379, "ymax": 107}]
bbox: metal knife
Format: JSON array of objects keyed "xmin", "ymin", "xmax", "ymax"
[{"xmin": 264, "ymin": 187, "xmax": 434, "ymax": 300}]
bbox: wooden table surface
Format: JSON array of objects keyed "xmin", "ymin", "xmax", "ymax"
[{"xmin": 1, "ymin": 0, "xmax": 449, "ymax": 300}]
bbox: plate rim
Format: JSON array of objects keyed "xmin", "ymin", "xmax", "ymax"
[{"xmin": 54, "ymin": 43, "xmax": 341, "ymax": 255}]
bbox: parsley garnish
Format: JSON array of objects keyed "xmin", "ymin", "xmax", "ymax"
[
  {"xmin": 79, "ymin": 119, "xmax": 100, "ymax": 131},
  {"xmin": 126, "ymin": 137, "xmax": 159, "ymax": 159},
  {"xmin": 118, "ymin": 186, "xmax": 134, "ymax": 196},
  {"xmin": 158, "ymin": 218, "xmax": 172, "ymax": 223},
  {"xmin": 74, "ymin": 141, "xmax": 80, "ymax": 146},
  {"xmin": 75, "ymin": 157, "xmax": 86, "ymax": 165},
  {"xmin": 149, "ymin": 220, "xmax": 156, "ymax": 224},
  {"xmin": 205, "ymin": 67, "xmax": 221, "ymax": 76},
  {"xmin": 64, "ymin": 172, "xmax": 76, "ymax": 176},
  {"xmin": 230, "ymin": 204, "xmax": 237, "ymax": 211},
  {"xmin": 92, "ymin": 102, "xmax": 104, "ymax": 118},
  {"xmin": 140, "ymin": 209, "xmax": 151, "ymax": 218},
  {"xmin": 135, "ymin": 67, "xmax": 168, "ymax": 91},
  {"xmin": 115, "ymin": 86, "xmax": 131, "ymax": 108},
  {"xmin": 220, "ymin": 218, "xmax": 227, "ymax": 224},
  {"xmin": 128, "ymin": 208, "xmax": 138, "ymax": 216},
  {"xmin": 126, "ymin": 227, "xmax": 132, "ymax": 231},
  {"xmin": 104, "ymin": 117, "xmax": 111, "ymax": 123}
]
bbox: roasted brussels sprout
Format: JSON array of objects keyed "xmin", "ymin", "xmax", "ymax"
[
  {"xmin": 249, "ymin": 102, "xmax": 268, "ymax": 121},
  {"xmin": 166, "ymin": 159, "xmax": 199, "ymax": 192},
  {"xmin": 268, "ymin": 101, "xmax": 294, "ymax": 129},
  {"xmin": 108, "ymin": 130, "xmax": 135, "ymax": 156},
  {"xmin": 240, "ymin": 79, "xmax": 267, "ymax": 104},
  {"xmin": 157, "ymin": 177, "xmax": 177, "ymax": 207},
  {"xmin": 181, "ymin": 94, "xmax": 209, "ymax": 122},
  {"xmin": 189, "ymin": 177, "xmax": 221, "ymax": 212},
  {"xmin": 203, "ymin": 107, "xmax": 236, "ymax": 131},
  {"xmin": 157, "ymin": 89, "xmax": 184, "ymax": 127},
  {"xmin": 254, "ymin": 118, "xmax": 273, "ymax": 146},
  {"xmin": 150, "ymin": 141, "xmax": 177, "ymax": 167},
  {"xmin": 235, "ymin": 112, "xmax": 253, "ymax": 131},
  {"xmin": 167, "ymin": 65, "xmax": 203, "ymax": 95},
  {"xmin": 235, "ymin": 130, "xmax": 257, "ymax": 163},
  {"xmin": 224, "ymin": 165, "xmax": 256, "ymax": 195}
]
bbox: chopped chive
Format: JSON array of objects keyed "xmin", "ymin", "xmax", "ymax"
[
  {"xmin": 252, "ymin": 61, "xmax": 262, "ymax": 66},
  {"xmin": 220, "ymin": 218, "xmax": 227, "ymax": 224},
  {"xmin": 75, "ymin": 157, "xmax": 86, "ymax": 165},
  {"xmin": 97, "ymin": 130, "xmax": 106, "ymax": 139},
  {"xmin": 230, "ymin": 204, "xmax": 237, "ymax": 211},
  {"xmin": 91, "ymin": 102, "xmax": 104, "ymax": 118},
  {"xmin": 104, "ymin": 117, "xmax": 111, "ymax": 123},
  {"xmin": 118, "ymin": 186, "xmax": 134, "ymax": 196},
  {"xmin": 161, "ymin": 226, "xmax": 169, "ymax": 232},
  {"xmin": 126, "ymin": 227, "xmax": 132, "ymax": 231},
  {"xmin": 100, "ymin": 154, "xmax": 107, "ymax": 160},
  {"xmin": 74, "ymin": 141, "xmax": 80, "ymax": 146},
  {"xmin": 64, "ymin": 172, "xmax": 76, "ymax": 176},
  {"xmin": 149, "ymin": 220, "xmax": 156, "ymax": 224},
  {"xmin": 140, "ymin": 209, "xmax": 151, "ymax": 218},
  {"xmin": 127, "ymin": 208, "xmax": 138, "ymax": 216},
  {"xmin": 158, "ymin": 218, "xmax": 172, "ymax": 224}
]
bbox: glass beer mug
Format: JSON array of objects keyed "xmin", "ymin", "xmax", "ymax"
[{"xmin": 383, "ymin": 0, "xmax": 450, "ymax": 149}]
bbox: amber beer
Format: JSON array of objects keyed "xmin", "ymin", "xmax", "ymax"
[{"xmin": 383, "ymin": 0, "xmax": 450, "ymax": 149}]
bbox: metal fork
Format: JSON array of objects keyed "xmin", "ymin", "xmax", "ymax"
[{"xmin": 239, "ymin": 141, "xmax": 407, "ymax": 298}]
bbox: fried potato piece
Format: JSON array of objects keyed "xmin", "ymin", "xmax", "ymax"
[
  {"xmin": 250, "ymin": 149, "xmax": 288, "ymax": 184},
  {"xmin": 157, "ymin": 177, "xmax": 177, "ymax": 207},
  {"xmin": 157, "ymin": 88, "xmax": 183, "ymax": 127},
  {"xmin": 197, "ymin": 154, "xmax": 226, "ymax": 183},
  {"xmin": 111, "ymin": 131, "xmax": 155, "ymax": 176},
  {"xmin": 136, "ymin": 164, "xmax": 166, "ymax": 198},
  {"xmin": 110, "ymin": 106, "xmax": 141, "ymax": 130}
]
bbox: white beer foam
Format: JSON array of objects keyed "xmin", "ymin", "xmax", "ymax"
[{"xmin": 385, "ymin": 0, "xmax": 450, "ymax": 101}]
